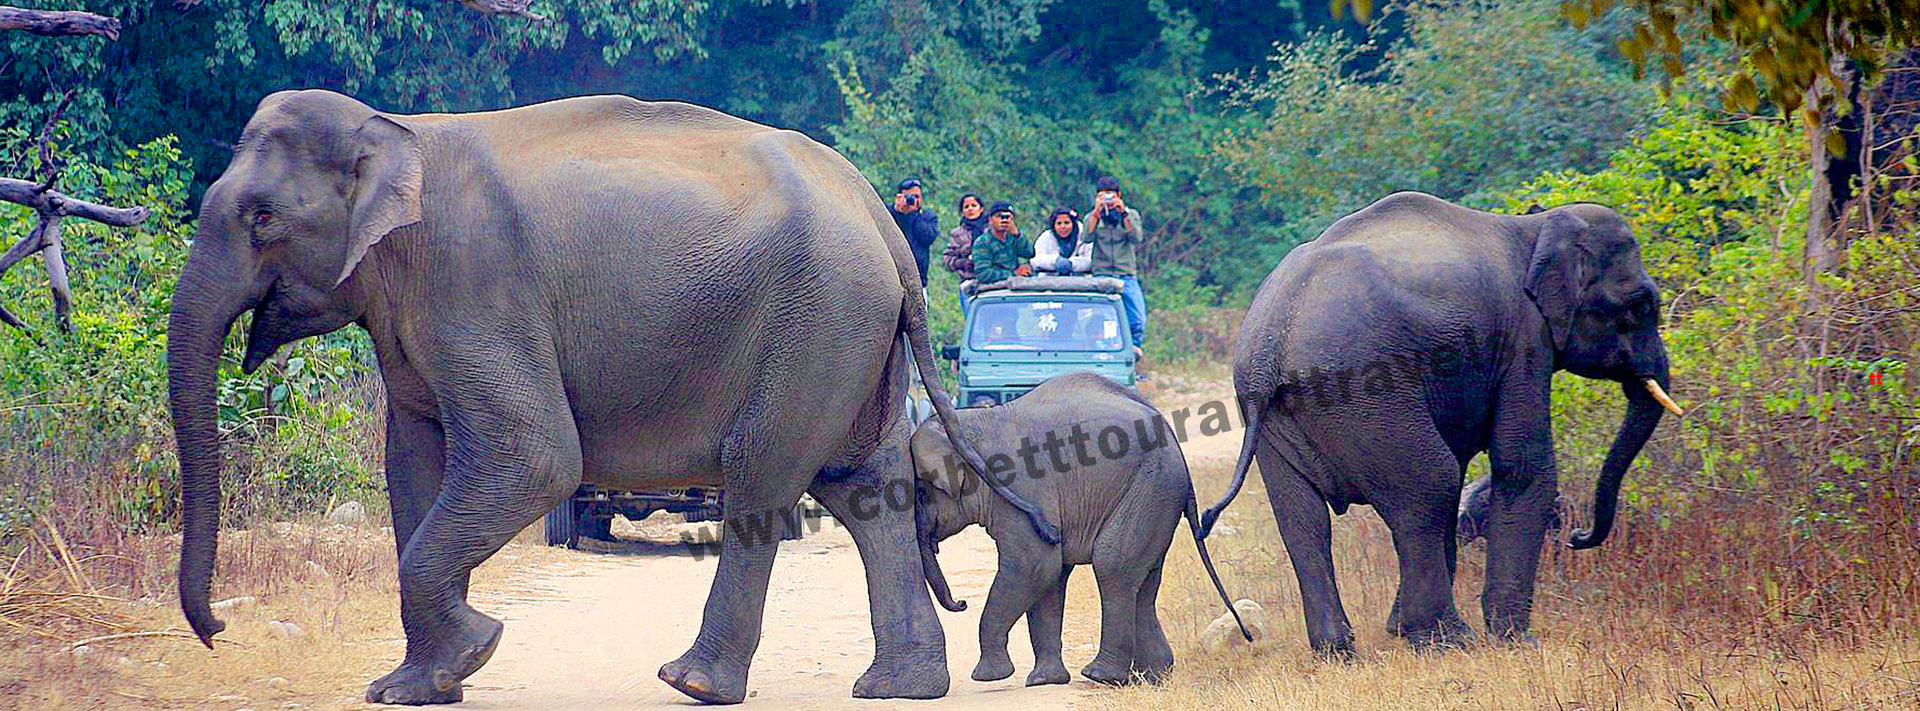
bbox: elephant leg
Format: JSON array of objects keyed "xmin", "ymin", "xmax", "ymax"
[
  {"xmin": 1083, "ymin": 488, "xmax": 1176, "ymax": 685},
  {"xmin": 381, "ymin": 359, "xmax": 447, "ymax": 574},
  {"xmin": 1377, "ymin": 463, "xmax": 1476, "ymax": 651},
  {"xmin": 1023, "ymin": 565, "xmax": 1072, "ymax": 687},
  {"xmin": 1482, "ymin": 381, "xmax": 1559, "ymax": 642},
  {"xmin": 975, "ymin": 548, "xmax": 1059, "ymax": 682},
  {"xmin": 1388, "ymin": 460, "xmax": 1469, "ymax": 636},
  {"xmin": 1128, "ymin": 562, "xmax": 1173, "ymax": 683},
  {"xmin": 1080, "ymin": 560, "xmax": 1148, "ymax": 685},
  {"xmin": 367, "ymin": 368, "xmax": 582, "ymax": 705},
  {"xmin": 1256, "ymin": 433, "xmax": 1353, "ymax": 658},
  {"xmin": 805, "ymin": 415, "xmax": 949, "ymax": 700},
  {"xmin": 382, "ymin": 407, "xmax": 456, "ymax": 596},
  {"xmin": 660, "ymin": 397, "xmax": 815, "ymax": 705}
]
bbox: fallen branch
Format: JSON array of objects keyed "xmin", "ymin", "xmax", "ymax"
[{"xmin": 0, "ymin": 6, "xmax": 123, "ymax": 40}]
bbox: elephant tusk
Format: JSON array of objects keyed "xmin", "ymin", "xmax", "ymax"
[{"xmin": 1643, "ymin": 379, "xmax": 1684, "ymax": 417}]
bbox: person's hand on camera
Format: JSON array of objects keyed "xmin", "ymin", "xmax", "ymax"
[
  {"xmin": 1055, "ymin": 257, "xmax": 1073, "ymax": 273},
  {"xmin": 893, "ymin": 193, "xmax": 911, "ymax": 213}
]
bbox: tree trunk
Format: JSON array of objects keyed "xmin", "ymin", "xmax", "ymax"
[{"xmin": 1803, "ymin": 56, "xmax": 1861, "ymax": 290}]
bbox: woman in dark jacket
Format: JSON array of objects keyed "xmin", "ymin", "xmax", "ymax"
[
  {"xmin": 942, "ymin": 193, "xmax": 988, "ymax": 279},
  {"xmin": 942, "ymin": 193, "xmax": 989, "ymax": 311}
]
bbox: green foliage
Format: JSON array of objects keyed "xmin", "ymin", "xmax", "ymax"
[
  {"xmin": 0, "ymin": 0, "xmax": 733, "ymax": 187},
  {"xmin": 0, "ymin": 135, "xmax": 381, "ymax": 533},
  {"xmin": 1217, "ymin": 0, "xmax": 1653, "ymax": 250},
  {"xmin": 1138, "ymin": 265, "xmax": 1238, "ymax": 365}
]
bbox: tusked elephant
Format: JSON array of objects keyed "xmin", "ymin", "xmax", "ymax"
[
  {"xmin": 909, "ymin": 373, "xmax": 1249, "ymax": 687},
  {"xmin": 1200, "ymin": 193, "xmax": 1683, "ymax": 656},
  {"xmin": 166, "ymin": 89, "xmax": 1059, "ymax": 705}
]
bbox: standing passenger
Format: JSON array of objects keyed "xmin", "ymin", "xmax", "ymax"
[
  {"xmin": 1085, "ymin": 176, "xmax": 1145, "ymax": 355},
  {"xmin": 944, "ymin": 193, "xmax": 989, "ymax": 312},
  {"xmin": 889, "ymin": 178, "xmax": 940, "ymax": 286}
]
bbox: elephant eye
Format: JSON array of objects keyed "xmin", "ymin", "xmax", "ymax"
[
  {"xmin": 1622, "ymin": 294, "xmax": 1658, "ymax": 329},
  {"xmin": 253, "ymin": 210, "xmax": 274, "ymax": 227}
]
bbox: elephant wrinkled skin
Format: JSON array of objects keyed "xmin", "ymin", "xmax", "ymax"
[
  {"xmin": 165, "ymin": 90, "xmax": 1058, "ymax": 705},
  {"xmin": 1202, "ymin": 192, "xmax": 1676, "ymax": 656}
]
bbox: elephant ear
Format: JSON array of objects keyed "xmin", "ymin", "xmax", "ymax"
[
  {"xmin": 913, "ymin": 423, "xmax": 962, "ymax": 498},
  {"xmin": 336, "ymin": 115, "xmax": 423, "ymax": 287},
  {"xmin": 1524, "ymin": 211, "xmax": 1594, "ymax": 351}
]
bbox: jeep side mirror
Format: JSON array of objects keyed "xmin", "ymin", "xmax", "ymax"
[{"xmin": 940, "ymin": 345, "xmax": 961, "ymax": 360}]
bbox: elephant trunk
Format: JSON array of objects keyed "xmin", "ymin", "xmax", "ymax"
[
  {"xmin": 1566, "ymin": 370, "xmax": 1669, "ymax": 550},
  {"xmin": 919, "ymin": 536, "xmax": 967, "ymax": 612},
  {"xmin": 167, "ymin": 262, "xmax": 250, "ymax": 648},
  {"xmin": 913, "ymin": 498, "xmax": 966, "ymax": 612}
]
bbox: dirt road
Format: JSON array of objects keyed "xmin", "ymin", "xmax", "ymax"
[
  {"xmin": 440, "ymin": 523, "xmax": 1084, "ymax": 710},
  {"xmin": 417, "ymin": 387, "xmax": 1243, "ymax": 711}
]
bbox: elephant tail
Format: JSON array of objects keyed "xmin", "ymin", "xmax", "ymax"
[
  {"xmin": 898, "ymin": 295, "xmax": 1061, "ymax": 545},
  {"xmin": 1185, "ymin": 488, "xmax": 1252, "ymax": 642},
  {"xmin": 1198, "ymin": 394, "xmax": 1262, "ymax": 539}
]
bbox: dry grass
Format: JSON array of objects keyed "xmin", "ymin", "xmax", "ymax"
[
  {"xmin": 0, "ymin": 507, "xmax": 563, "ymax": 711},
  {"xmin": 1092, "ymin": 451, "xmax": 1920, "ymax": 711}
]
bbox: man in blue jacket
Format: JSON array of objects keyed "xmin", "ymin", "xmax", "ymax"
[{"xmin": 889, "ymin": 178, "xmax": 940, "ymax": 286}]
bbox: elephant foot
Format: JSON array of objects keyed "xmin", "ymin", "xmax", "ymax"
[
  {"xmin": 365, "ymin": 611, "xmax": 503, "ymax": 705},
  {"xmin": 1483, "ymin": 613, "xmax": 1538, "ymax": 647},
  {"xmin": 970, "ymin": 652, "xmax": 1015, "ymax": 683},
  {"xmin": 1025, "ymin": 662, "xmax": 1070, "ymax": 687},
  {"xmin": 1403, "ymin": 617, "xmax": 1479, "ymax": 654},
  {"xmin": 852, "ymin": 653, "xmax": 949, "ymax": 699},
  {"xmin": 1488, "ymin": 628, "xmax": 1539, "ymax": 648},
  {"xmin": 1130, "ymin": 657, "xmax": 1173, "ymax": 685},
  {"xmin": 659, "ymin": 650, "xmax": 751, "ymax": 705},
  {"xmin": 1080, "ymin": 655, "xmax": 1137, "ymax": 686},
  {"xmin": 1308, "ymin": 630, "xmax": 1356, "ymax": 662}
]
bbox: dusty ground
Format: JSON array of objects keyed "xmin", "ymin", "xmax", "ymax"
[
  {"xmin": 3, "ymin": 376, "xmax": 1243, "ymax": 711},
  {"xmin": 12, "ymin": 371, "xmax": 1917, "ymax": 710}
]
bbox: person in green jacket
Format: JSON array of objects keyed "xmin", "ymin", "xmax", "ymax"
[
  {"xmin": 1085, "ymin": 175, "xmax": 1145, "ymax": 353},
  {"xmin": 972, "ymin": 201, "xmax": 1034, "ymax": 284}
]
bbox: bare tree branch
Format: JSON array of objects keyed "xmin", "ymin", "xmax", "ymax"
[
  {"xmin": 0, "ymin": 179, "xmax": 151, "ymax": 227},
  {"xmin": 0, "ymin": 84, "xmax": 150, "ymax": 337},
  {"xmin": 0, "ymin": 7, "xmax": 123, "ymax": 40},
  {"xmin": 456, "ymin": 0, "xmax": 547, "ymax": 21}
]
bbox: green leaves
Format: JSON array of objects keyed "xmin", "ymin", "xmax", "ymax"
[
  {"xmin": 1219, "ymin": 0, "xmax": 1651, "ymax": 249},
  {"xmin": 1558, "ymin": 0, "xmax": 1920, "ymax": 124}
]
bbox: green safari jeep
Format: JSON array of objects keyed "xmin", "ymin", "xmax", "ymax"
[{"xmin": 939, "ymin": 275, "xmax": 1137, "ymax": 407}]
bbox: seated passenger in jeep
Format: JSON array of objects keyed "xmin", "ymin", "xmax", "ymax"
[
  {"xmin": 972, "ymin": 201, "xmax": 1034, "ymax": 284},
  {"xmin": 1033, "ymin": 207, "xmax": 1090, "ymax": 276}
]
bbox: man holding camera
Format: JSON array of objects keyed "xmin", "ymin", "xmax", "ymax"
[
  {"xmin": 971, "ymin": 201, "xmax": 1034, "ymax": 284},
  {"xmin": 1086, "ymin": 175, "xmax": 1145, "ymax": 354},
  {"xmin": 889, "ymin": 178, "xmax": 940, "ymax": 286}
]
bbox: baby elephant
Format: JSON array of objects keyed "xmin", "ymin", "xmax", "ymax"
[{"xmin": 910, "ymin": 373, "xmax": 1248, "ymax": 686}]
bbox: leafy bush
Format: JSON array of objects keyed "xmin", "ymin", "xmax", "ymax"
[
  {"xmin": 0, "ymin": 135, "xmax": 383, "ymax": 543},
  {"xmin": 1215, "ymin": 0, "xmax": 1653, "ymax": 255}
]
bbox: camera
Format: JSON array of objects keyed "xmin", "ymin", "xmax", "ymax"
[
  {"xmin": 903, "ymin": 192, "xmax": 919, "ymax": 207},
  {"xmin": 1099, "ymin": 196, "xmax": 1126, "ymax": 226}
]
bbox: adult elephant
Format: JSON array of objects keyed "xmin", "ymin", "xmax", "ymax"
[
  {"xmin": 1200, "ymin": 193, "xmax": 1682, "ymax": 656},
  {"xmin": 167, "ymin": 89, "xmax": 1058, "ymax": 705}
]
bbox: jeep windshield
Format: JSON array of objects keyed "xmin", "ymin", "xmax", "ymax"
[{"xmin": 968, "ymin": 299, "xmax": 1126, "ymax": 352}]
